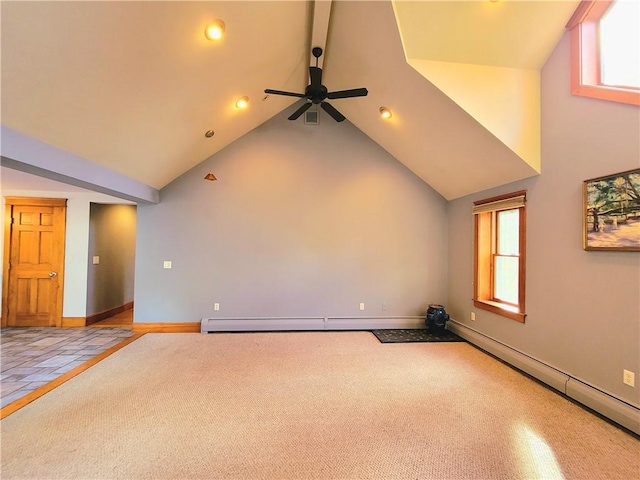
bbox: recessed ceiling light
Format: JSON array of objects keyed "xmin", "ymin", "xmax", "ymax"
[
  {"xmin": 379, "ymin": 106, "xmax": 392, "ymax": 120},
  {"xmin": 205, "ymin": 20, "xmax": 225, "ymax": 40},
  {"xmin": 205, "ymin": 130, "xmax": 215, "ymax": 138},
  {"xmin": 235, "ymin": 96, "xmax": 249, "ymax": 109}
]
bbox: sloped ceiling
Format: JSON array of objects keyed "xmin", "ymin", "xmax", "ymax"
[
  {"xmin": 1, "ymin": 1, "xmax": 312, "ymax": 190},
  {"xmin": 392, "ymin": 0, "xmax": 579, "ymax": 177},
  {"xmin": 1, "ymin": 0, "xmax": 579, "ymax": 201}
]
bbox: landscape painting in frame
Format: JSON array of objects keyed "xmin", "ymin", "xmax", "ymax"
[{"xmin": 583, "ymin": 168, "xmax": 640, "ymax": 251}]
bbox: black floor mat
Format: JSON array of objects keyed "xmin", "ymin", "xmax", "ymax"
[{"xmin": 371, "ymin": 329, "xmax": 465, "ymax": 343}]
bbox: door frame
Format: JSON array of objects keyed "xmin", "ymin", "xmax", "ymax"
[{"xmin": 2, "ymin": 197, "xmax": 67, "ymax": 328}]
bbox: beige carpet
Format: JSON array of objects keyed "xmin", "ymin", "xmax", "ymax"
[{"xmin": 1, "ymin": 332, "xmax": 638, "ymax": 479}]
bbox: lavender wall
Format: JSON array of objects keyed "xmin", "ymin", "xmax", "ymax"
[
  {"xmin": 134, "ymin": 108, "xmax": 448, "ymax": 323},
  {"xmin": 86, "ymin": 203, "xmax": 136, "ymax": 316},
  {"xmin": 447, "ymin": 33, "xmax": 640, "ymax": 406}
]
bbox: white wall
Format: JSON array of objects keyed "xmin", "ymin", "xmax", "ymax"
[{"xmin": 447, "ymin": 33, "xmax": 640, "ymax": 407}]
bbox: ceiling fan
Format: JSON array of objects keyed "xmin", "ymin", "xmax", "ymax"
[{"xmin": 264, "ymin": 47, "xmax": 368, "ymax": 123}]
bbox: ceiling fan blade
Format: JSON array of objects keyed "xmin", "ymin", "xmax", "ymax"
[
  {"xmin": 320, "ymin": 102, "xmax": 346, "ymax": 122},
  {"xmin": 288, "ymin": 102, "xmax": 313, "ymax": 121},
  {"xmin": 309, "ymin": 66, "xmax": 322, "ymax": 88},
  {"xmin": 326, "ymin": 88, "xmax": 369, "ymax": 100},
  {"xmin": 264, "ymin": 89, "xmax": 306, "ymax": 98}
]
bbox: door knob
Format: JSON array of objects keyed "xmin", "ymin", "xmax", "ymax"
[{"xmin": 49, "ymin": 271, "xmax": 58, "ymax": 278}]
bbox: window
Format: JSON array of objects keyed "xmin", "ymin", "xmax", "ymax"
[
  {"xmin": 473, "ymin": 191, "xmax": 527, "ymax": 322},
  {"xmin": 566, "ymin": 0, "xmax": 640, "ymax": 106},
  {"xmin": 599, "ymin": 1, "xmax": 640, "ymax": 88}
]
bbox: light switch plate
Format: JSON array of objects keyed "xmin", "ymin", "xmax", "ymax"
[
  {"xmin": 92, "ymin": 256, "xmax": 100, "ymax": 265},
  {"xmin": 163, "ymin": 261, "xmax": 172, "ymax": 269}
]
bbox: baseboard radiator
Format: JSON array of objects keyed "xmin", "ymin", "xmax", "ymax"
[
  {"xmin": 447, "ymin": 320, "xmax": 640, "ymax": 435},
  {"xmin": 201, "ymin": 316, "xmax": 425, "ymax": 333}
]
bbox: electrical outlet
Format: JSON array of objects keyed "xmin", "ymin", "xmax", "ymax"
[
  {"xmin": 623, "ymin": 369, "xmax": 635, "ymax": 387},
  {"xmin": 214, "ymin": 303, "xmax": 220, "ymax": 311},
  {"xmin": 359, "ymin": 303, "xmax": 365, "ymax": 311},
  {"xmin": 382, "ymin": 303, "xmax": 387, "ymax": 311},
  {"xmin": 470, "ymin": 312, "xmax": 476, "ymax": 321}
]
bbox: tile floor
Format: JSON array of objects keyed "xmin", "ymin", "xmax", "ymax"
[{"xmin": 1, "ymin": 325, "xmax": 134, "ymax": 408}]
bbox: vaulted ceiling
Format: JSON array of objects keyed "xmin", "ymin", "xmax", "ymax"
[{"xmin": 1, "ymin": 1, "xmax": 579, "ymax": 201}]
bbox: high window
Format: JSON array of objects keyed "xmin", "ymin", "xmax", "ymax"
[
  {"xmin": 473, "ymin": 191, "xmax": 527, "ymax": 322},
  {"xmin": 566, "ymin": 0, "xmax": 640, "ymax": 106}
]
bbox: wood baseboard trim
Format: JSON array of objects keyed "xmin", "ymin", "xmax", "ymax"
[
  {"xmin": 86, "ymin": 301, "xmax": 134, "ymax": 326},
  {"xmin": 132, "ymin": 322, "xmax": 200, "ymax": 333},
  {"xmin": 61, "ymin": 317, "xmax": 87, "ymax": 328},
  {"xmin": 0, "ymin": 333, "xmax": 144, "ymax": 420}
]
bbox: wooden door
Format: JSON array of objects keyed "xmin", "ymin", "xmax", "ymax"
[{"xmin": 3, "ymin": 198, "xmax": 67, "ymax": 327}]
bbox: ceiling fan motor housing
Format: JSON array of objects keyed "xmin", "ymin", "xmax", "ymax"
[{"xmin": 306, "ymin": 84, "xmax": 328, "ymax": 103}]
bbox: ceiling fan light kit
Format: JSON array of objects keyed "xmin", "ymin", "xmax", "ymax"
[{"xmin": 264, "ymin": 47, "xmax": 368, "ymax": 123}]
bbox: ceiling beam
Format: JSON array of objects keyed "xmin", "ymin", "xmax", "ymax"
[
  {"xmin": 310, "ymin": 0, "xmax": 332, "ymax": 69},
  {"xmin": 1, "ymin": 127, "xmax": 160, "ymax": 204}
]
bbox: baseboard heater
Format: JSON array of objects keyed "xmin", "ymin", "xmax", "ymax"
[
  {"xmin": 200, "ymin": 316, "xmax": 425, "ymax": 333},
  {"xmin": 447, "ymin": 319, "xmax": 640, "ymax": 435}
]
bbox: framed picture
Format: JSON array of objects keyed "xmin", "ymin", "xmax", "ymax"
[{"xmin": 583, "ymin": 168, "xmax": 640, "ymax": 251}]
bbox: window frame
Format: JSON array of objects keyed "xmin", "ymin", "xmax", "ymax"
[
  {"xmin": 473, "ymin": 190, "xmax": 527, "ymax": 323},
  {"xmin": 566, "ymin": 0, "xmax": 640, "ymax": 106}
]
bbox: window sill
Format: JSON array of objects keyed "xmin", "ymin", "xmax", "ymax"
[
  {"xmin": 572, "ymin": 83, "xmax": 640, "ymax": 107},
  {"xmin": 473, "ymin": 300, "xmax": 526, "ymax": 323}
]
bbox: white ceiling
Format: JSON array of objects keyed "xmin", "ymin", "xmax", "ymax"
[{"xmin": 1, "ymin": 1, "xmax": 579, "ymax": 201}]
